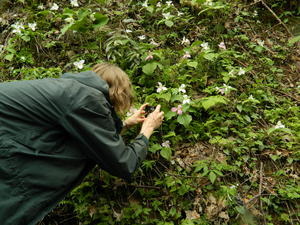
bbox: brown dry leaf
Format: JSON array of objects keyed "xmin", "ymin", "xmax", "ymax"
[
  {"xmin": 219, "ymin": 211, "xmax": 229, "ymax": 220},
  {"xmin": 205, "ymin": 204, "xmax": 218, "ymax": 219},
  {"xmin": 208, "ymin": 194, "xmax": 217, "ymax": 205},
  {"xmin": 185, "ymin": 210, "xmax": 201, "ymax": 220},
  {"xmin": 89, "ymin": 205, "xmax": 97, "ymax": 218}
]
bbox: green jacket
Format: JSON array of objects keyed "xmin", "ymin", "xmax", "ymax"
[{"xmin": 0, "ymin": 71, "xmax": 148, "ymax": 225}]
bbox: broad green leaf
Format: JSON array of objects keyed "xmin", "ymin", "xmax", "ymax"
[
  {"xmin": 177, "ymin": 114, "xmax": 192, "ymax": 128},
  {"xmin": 160, "ymin": 147, "xmax": 172, "ymax": 160},
  {"xmin": 165, "ymin": 111, "xmax": 176, "ymax": 120},
  {"xmin": 158, "ymin": 92, "xmax": 171, "ymax": 101},
  {"xmin": 165, "ymin": 20, "xmax": 174, "ymax": 27},
  {"xmin": 203, "ymin": 53, "xmax": 217, "ymax": 61},
  {"xmin": 288, "ymin": 35, "xmax": 300, "ymax": 46},
  {"xmin": 201, "ymin": 96, "xmax": 227, "ymax": 110},
  {"xmin": 4, "ymin": 54, "xmax": 14, "ymax": 61},
  {"xmin": 149, "ymin": 143, "xmax": 161, "ymax": 153},
  {"xmin": 93, "ymin": 13, "xmax": 109, "ymax": 28},
  {"xmin": 142, "ymin": 62, "xmax": 158, "ymax": 75},
  {"xmin": 187, "ymin": 61, "xmax": 198, "ymax": 68},
  {"xmin": 209, "ymin": 171, "xmax": 217, "ymax": 183}
]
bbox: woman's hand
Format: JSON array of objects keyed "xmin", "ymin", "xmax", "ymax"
[
  {"xmin": 124, "ymin": 103, "xmax": 148, "ymax": 127},
  {"xmin": 140, "ymin": 105, "xmax": 164, "ymax": 139}
]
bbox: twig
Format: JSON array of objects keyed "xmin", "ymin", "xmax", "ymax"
[
  {"xmin": 269, "ymin": 87, "xmax": 300, "ymax": 103},
  {"xmin": 115, "ymin": 182, "xmax": 161, "ymax": 190},
  {"xmin": 260, "ymin": 0, "xmax": 293, "ymax": 37},
  {"xmin": 259, "ymin": 162, "xmax": 267, "ymax": 224}
]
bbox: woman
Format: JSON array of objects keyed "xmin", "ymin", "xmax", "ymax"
[{"xmin": 0, "ymin": 62, "xmax": 164, "ymax": 225}]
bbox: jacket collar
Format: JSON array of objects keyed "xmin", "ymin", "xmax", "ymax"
[{"xmin": 61, "ymin": 71, "xmax": 110, "ymax": 98}]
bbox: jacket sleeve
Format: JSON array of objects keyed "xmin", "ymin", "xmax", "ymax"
[{"xmin": 60, "ymin": 98, "xmax": 148, "ymax": 180}]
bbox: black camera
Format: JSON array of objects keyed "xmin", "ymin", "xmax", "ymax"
[{"xmin": 145, "ymin": 105, "xmax": 155, "ymax": 115}]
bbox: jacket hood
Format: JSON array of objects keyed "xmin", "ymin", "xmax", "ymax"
[{"xmin": 61, "ymin": 71, "xmax": 110, "ymax": 97}]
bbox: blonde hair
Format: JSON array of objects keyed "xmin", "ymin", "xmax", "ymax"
[{"xmin": 92, "ymin": 63, "xmax": 133, "ymax": 114}]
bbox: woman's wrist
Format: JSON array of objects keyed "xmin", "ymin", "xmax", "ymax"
[{"xmin": 140, "ymin": 126, "xmax": 154, "ymax": 139}]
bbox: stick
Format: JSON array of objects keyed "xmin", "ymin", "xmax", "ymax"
[{"xmin": 260, "ymin": 0, "xmax": 293, "ymax": 37}]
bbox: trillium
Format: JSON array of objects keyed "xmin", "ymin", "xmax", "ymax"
[
  {"xmin": 125, "ymin": 29, "xmax": 132, "ymax": 33},
  {"xmin": 257, "ymin": 39, "xmax": 264, "ymax": 47},
  {"xmin": 65, "ymin": 17, "xmax": 75, "ymax": 23},
  {"xmin": 11, "ymin": 22, "xmax": 24, "ymax": 34},
  {"xmin": 138, "ymin": 35, "xmax": 146, "ymax": 40},
  {"xmin": 161, "ymin": 140, "xmax": 170, "ymax": 148},
  {"xmin": 182, "ymin": 51, "xmax": 191, "ymax": 59},
  {"xmin": 248, "ymin": 95, "xmax": 255, "ymax": 100},
  {"xmin": 73, "ymin": 60, "xmax": 85, "ymax": 69},
  {"xmin": 171, "ymin": 105, "xmax": 183, "ymax": 115},
  {"xmin": 37, "ymin": 4, "xmax": 45, "ymax": 10},
  {"xmin": 156, "ymin": 2, "xmax": 162, "ymax": 7},
  {"xmin": 156, "ymin": 82, "xmax": 167, "ymax": 93},
  {"xmin": 126, "ymin": 107, "xmax": 138, "ymax": 117},
  {"xmin": 178, "ymin": 11, "xmax": 184, "ymax": 16},
  {"xmin": 238, "ymin": 67, "xmax": 246, "ymax": 76},
  {"xmin": 181, "ymin": 36, "xmax": 190, "ymax": 45},
  {"xmin": 218, "ymin": 42, "xmax": 226, "ymax": 50},
  {"xmin": 182, "ymin": 95, "xmax": 191, "ymax": 104},
  {"xmin": 28, "ymin": 22, "xmax": 37, "ymax": 31},
  {"xmin": 0, "ymin": 45, "xmax": 4, "ymax": 52},
  {"xmin": 70, "ymin": 0, "xmax": 79, "ymax": 7},
  {"xmin": 166, "ymin": 1, "xmax": 173, "ymax": 6},
  {"xmin": 216, "ymin": 84, "xmax": 233, "ymax": 95},
  {"xmin": 179, "ymin": 84, "xmax": 186, "ymax": 93},
  {"xmin": 162, "ymin": 12, "xmax": 172, "ymax": 20},
  {"xmin": 150, "ymin": 39, "xmax": 159, "ymax": 46},
  {"xmin": 201, "ymin": 42, "xmax": 209, "ymax": 50},
  {"xmin": 50, "ymin": 3, "xmax": 59, "ymax": 11},
  {"xmin": 145, "ymin": 54, "xmax": 153, "ymax": 61},
  {"xmin": 274, "ymin": 121, "xmax": 285, "ymax": 129},
  {"xmin": 142, "ymin": 0, "xmax": 148, "ymax": 7}
]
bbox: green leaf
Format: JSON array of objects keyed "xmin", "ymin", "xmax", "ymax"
[
  {"xmin": 142, "ymin": 62, "xmax": 158, "ymax": 75},
  {"xmin": 4, "ymin": 54, "xmax": 14, "ymax": 61},
  {"xmin": 201, "ymin": 96, "xmax": 227, "ymax": 110},
  {"xmin": 160, "ymin": 147, "xmax": 172, "ymax": 160},
  {"xmin": 209, "ymin": 171, "xmax": 217, "ymax": 183},
  {"xmin": 158, "ymin": 92, "xmax": 171, "ymax": 101},
  {"xmin": 187, "ymin": 61, "xmax": 198, "ymax": 68},
  {"xmin": 165, "ymin": 111, "xmax": 176, "ymax": 120},
  {"xmin": 203, "ymin": 53, "xmax": 217, "ymax": 61},
  {"xmin": 177, "ymin": 114, "xmax": 192, "ymax": 128},
  {"xmin": 288, "ymin": 35, "xmax": 300, "ymax": 46},
  {"xmin": 165, "ymin": 20, "xmax": 174, "ymax": 27},
  {"xmin": 93, "ymin": 13, "xmax": 109, "ymax": 28},
  {"xmin": 149, "ymin": 143, "xmax": 161, "ymax": 153}
]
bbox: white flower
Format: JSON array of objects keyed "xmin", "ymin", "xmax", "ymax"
[
  {"xmin": 181, "ymin": 36, "xmax": 190, "ymax": 45},
  {"xmin": 257, "ymin": 39, "xmax": 264, "ymax": 47},
  {"xmin": 156, "ymin": 82, "xmax": 167, "ymax": 93},
  {"xmin": 70, "ymin": 0, "xmax": 79, "ymax": 7},
  {"xmin": 142, "ymin": 0, "xmax": 148, "ymax": 7},
  {"xmin": 37, "ymin": 4, "xmax": 45, "ymax": 10},
  {"xmin": 218, "ymin": 42, "xmax": 226, "ymax": 50},
  {"xmin": 166, "ymin": 1, "xmax": 173, "ymax": 6},
  {"xmin": 20, "ymin": 56, "xmax": 26, "ymax": 61},
  {"xmin": 178, "ymin": 11, "xmax": 184, "ymax": 16},
  {"xmin": 182, "ymin": 95, "xmax": 191, "ymax": 104},
  {"xmin": 253, "ymin": 10, "xmax": 258, "ymax": 17},
  {"xmin": 65, "ymin": 17, "xmax": 75, "ymax": 23},
  {"xmin": 182, "ymin": 51, "xmax": 191, "ymax": 59},
  {"xmin": 150, "ymin": 39, "xmax": 160, "ymax": 46},
  {"xmin": 50, "ymin": 3, "xmax": 59, "ymax": 11},
  {"xmin": 138, "ymin": 35, "xmax": 146, "ymax": 40},
  {"xmin": 0, "ymin": 45, "xmax": 4, "ymax": 52},
  {"xmin": 125, "ymin": 29, "xmax": 132, "ymax": 33},
  {"xmin": 162, "ymin": 12, "xmax": 172, "ymax": 20},
  {"xmin": 228, "ymin": 70, "xmax": 235, "ymax": 76},
  {"xmin": 204, "ymin": 0, "xmax": 213, "ymax": 6},
  {"xmin": 201, "ymin": 42, "xmax": 209, "ymax": 50},
  {"xmin": 11, "ymin": 22, "xmax": 24, "ymax": 34},
  {"xmin": 73, "ymin": 60, "xmax": 85, "ymax": 69},
  {"xmin": 179, "ymin": 84, "xmax": 186, "ymax": 93},
  {"xmin": 216, "ymin": 84, "xmax": 233, "ymax": 95},
  {"xmin": 238, "ymin": 67, "xmax": 246, "ymax": 76},
  {"xmin": 275, "ymin": 121, "xmax": 285, "ymax": 129},
  {"xmin": 28, "ymin": 22, "xmax": 37, "ymax": 31},
  {"xmin": 161, "ymin": 140, "xmax": 170, "ymax": 148},
  {"xmin": 248, "ymin": 95, "xmax": 255, "ymax": 100},
  {"xmin": 156, "ymin": 2, "xmax": 162, "ymax": 7}
]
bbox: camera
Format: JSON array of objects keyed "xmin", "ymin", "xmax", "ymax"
[{"xmin": 145, "ymin": 105, "xmax": 155, "ymax": 115}]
